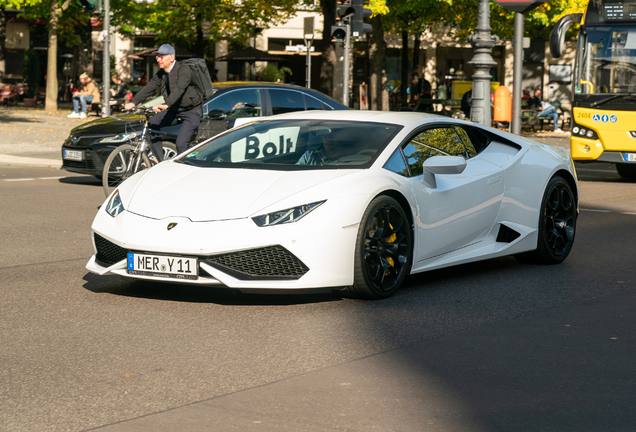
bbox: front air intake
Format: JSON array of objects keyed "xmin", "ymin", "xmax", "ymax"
[
  {"xmin": 205, "ymin": 245, "xmax": 309, "ymax": 280},
  {"xmin": 94, "ymin": 233, "xmax": 128, "ymax": 266}
]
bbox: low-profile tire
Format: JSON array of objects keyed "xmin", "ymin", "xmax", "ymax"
[
  {"xmin": 616, "ymin": 163, "xmax": 636, "ymax": 179},
  {"xmin": 515, "ymin": 175, "xmax": 576, "ymax": 264},
  {"xmin": 102, "ymin": 144, "xmax": 151, "ymax": 197},
  {"xmin": 343, "ymin": 196, "xmax": 412, "ymax": 300}
]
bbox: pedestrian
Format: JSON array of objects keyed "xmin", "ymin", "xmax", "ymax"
[
  {"xmin": 532, "ymin": 88, "xmax": 566, "ymax": 134},
  {"xmin": 100, "ymin": 74, "xmax": 128, "ymax": 115},
  {"xmin": 67, "ymin": 72, "xmax": 100, "ymax": 119},
  {"xmin": 124, "ymin": 44, "xmax": 203, "ymax": 161}
]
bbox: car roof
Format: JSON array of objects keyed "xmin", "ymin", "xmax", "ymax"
[
  {"xmin": 260, "ymin": 109, "xmax": 451, "ymax": 127},
  {"xmin": 211, "ymin": 82, "xmax": 347, "ymax": 109}
]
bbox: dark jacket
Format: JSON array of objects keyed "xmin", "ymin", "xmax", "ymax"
[{"xmin": 131, "ymin": 61, "xmax": 201, "ymax": 112}]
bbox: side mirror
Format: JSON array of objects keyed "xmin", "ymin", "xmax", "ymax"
[
  {"xmin": 422, "ymin": 155, "xmax": 467, "ymax": 188},
  {"xmin": 549, "ymin": 13, "xmax": 582, "ymax": 59},
  {"xmin": 208, "ymin": 109, "xmax": 226, "ymax": 120}
]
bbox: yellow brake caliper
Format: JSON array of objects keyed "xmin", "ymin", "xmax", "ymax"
[{"xmin": 385, "ymin": 224, "xmax": 396, "ymax": 272}]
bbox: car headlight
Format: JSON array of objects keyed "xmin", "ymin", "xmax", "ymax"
[
  {"xmin": 98, "ymin": 131, "xmax": 138, "ymax": 143},
  {"xmin": 105, "ymin": 189, "xmax": 125, "ymax": 217},
  {"xmin": 252, "ymin": 200, "xmax": 325, "ymax": 227}
]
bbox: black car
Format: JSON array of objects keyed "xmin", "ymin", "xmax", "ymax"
[{"xmin": 61, "ymin": 82, "xmax": 348, "ymax": 178}]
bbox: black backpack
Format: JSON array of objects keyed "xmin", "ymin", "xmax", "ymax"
[{"xmin": 181, "ymin": 58, "xmax": 214, "ymax": 101}]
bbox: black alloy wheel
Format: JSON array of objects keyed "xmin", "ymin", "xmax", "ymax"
[
  {"xmin": 346, "ymin": 196, "xmax": 412, "ymax": 299},
  {"xmin": 516, "ymin": 175, "xmax": 576, "ymax": 264}
]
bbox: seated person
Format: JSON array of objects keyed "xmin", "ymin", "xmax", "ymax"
[
  {"xmin": 68, "ymin": 72, "xmax": 100, "ymax": 119},
  {"xmin": 521, "ymin": 88, "xmax": 531, "ymax": 109},
  {"xmin": 296, "ymin": 132, "xmax": 349, "ymax": 165},
  {"xmin": 109, "ymin": 74, "xmax": 128, "ymax": 104}
]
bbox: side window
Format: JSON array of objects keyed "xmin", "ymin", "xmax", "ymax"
[
  {"xmin": 384, "ymin": 150, "xmax": 409, "ymax": 177},
  {"xmin": 402, "ymin": 127, "xmax": 467, "ymax": 176},
  {"xmin": 304, "ymin": 95, "xmax": 323, "ymax": 111},
  {"xmin": 269, "ymin": 89, "xmax": 305, "ymax": 115},
  {"xmin": 205, "ymin": 90, "xmax": 261, "ymax": 119},
  {"xmin": 453, "ymin": 126, "xmax": 477, "ymax": 158}
]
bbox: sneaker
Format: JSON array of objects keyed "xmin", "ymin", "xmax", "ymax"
[
  {"xmin": 554, "ymin": 128, "xmax": 566, "ymax": 134},
  {"xmin": 79, "ymin": 112, "xmax": 87, "ymax": 119},
  {"xmin": 67, "ymin": 112, "xmax": 80, "ymax": 118}
]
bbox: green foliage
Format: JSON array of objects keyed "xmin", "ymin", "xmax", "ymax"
[
  {"xmin": 259, "ymin": 64, "xmax": 292, "ymax": 83},
  {"xmin": 110, "ymin": 0, "xmax": 300, "ymax": 58},
  {"xmin": 446, "ymin": 0, "xmax": 587, "ymax": 41},
  {"xmin": 21, "ymin": 49, "xmax": 41, "ymax": 98}
]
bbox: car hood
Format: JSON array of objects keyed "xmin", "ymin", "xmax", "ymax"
[
  {"xmin": 71, "ymin": 113, "xmax": 144, "ymax": 136},
  {"xmin": 124, "ymin": 162, "xmax": 356, "ymax": 222}
]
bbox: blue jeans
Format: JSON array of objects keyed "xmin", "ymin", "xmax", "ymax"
[
  {"xmin": 72, "ymin": 95, "xmax": 94, "ymax": 113},
  {"xmin": 537, "ymin": 106, "xmax": 559, "ymax": 131}
]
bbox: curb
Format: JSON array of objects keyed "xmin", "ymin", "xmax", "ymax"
[{"xmin": 0, "ymin": 155, "xmax": 62, "ymax": 168}]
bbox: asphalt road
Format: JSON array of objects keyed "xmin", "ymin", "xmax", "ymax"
[{"xmin": 1, "ymin": 161, "xmax": 635, "ymax": 431}]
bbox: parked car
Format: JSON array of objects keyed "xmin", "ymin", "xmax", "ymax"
[
  {"xmin": 87, "ymin": 110, "xmax": 578, "ymax": 299},
  {"xmin": 61, "ymin": 82, "xmax": 348, "ymax": 178}
]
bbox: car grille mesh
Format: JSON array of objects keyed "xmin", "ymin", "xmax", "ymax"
[
  {"xmin": 205, "ymin": 246, "xmax": 309, "ymax": 280},
  {"xmin": 94, "ymin": 233, "xmax": 128, "ymax": 266}
]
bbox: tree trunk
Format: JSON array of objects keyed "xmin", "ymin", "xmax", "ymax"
[
  {"xmin": 368, "ymin": 14, "xmax": 388, "ymax": 111},
  {"xmin": 0, "ymin": 10, "xmax": 6, "ymax": 63},
  {"xmin": 194, "ymin": 14, "xmax": 204, "ymax": 58},
  {"xmin": 319, "ymin": 0, "xmax": 336, "ymax": 98},
  {"xmin": 400, "ymin": 30, "xmax": 409, "ymax": 108},
  {"xmin": 413, "ymin": 36, "xmax": 420, "ymax": 74},
  {"xmin": 46, "ymin": 0, "xmax": 61, "ymax": 112}
]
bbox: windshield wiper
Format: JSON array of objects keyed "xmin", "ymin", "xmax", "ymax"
[{"xmin": 590, "ymin": 93, "xmax": 636, "ymax": 107}]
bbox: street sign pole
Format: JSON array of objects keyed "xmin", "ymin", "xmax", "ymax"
[
  {"xmin": 304, "ymin": 17, "xmax": 315, "ymax": 89},
  {"xmin": 102, "ymin": 0, "xmax": 110, "ymax": 116},
  {"xmin": 511, "ymin": 12, "xmax": 524, "ymax": 134},
  {"xmin": 494, "ymin": 0, "xmax": 547, "ymax": 133},
  {"xmin": 343, "ymin": 23, "xmax": 351, "ymax": 107}
]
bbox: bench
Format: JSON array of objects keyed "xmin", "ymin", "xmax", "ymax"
[{"xmin": 520, "ymin": 102, "xmax": 570, "ymax": 131}]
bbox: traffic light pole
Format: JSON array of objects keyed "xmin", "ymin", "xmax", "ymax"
[
  {"xmin": 102, "ymin": 0, "xmax": 110, "ymax": 116},
  {"xmin": 343, "ymin": 23, "xmax": 351, "ymax": 107}
]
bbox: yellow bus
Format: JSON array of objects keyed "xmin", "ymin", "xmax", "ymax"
[{"xmin": 551, "ymin": 0, "xmax": 636, "ymax": 178}]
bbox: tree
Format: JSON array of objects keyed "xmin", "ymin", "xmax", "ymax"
[
  {"xmin": 111, "ymin": 0, "xmax": 300, "ymax": 58},
  {"xmin": 382, "ymin": 0, "xmax": 451, "ymax": 106},
  {"xmin": 446, "ymin": 0, "xmax": 586, "ymax": 41}
]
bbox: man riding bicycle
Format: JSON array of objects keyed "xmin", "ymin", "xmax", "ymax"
[{"xmin": 124, "ymin": 44, "xmax": 202, "ymax": 161}]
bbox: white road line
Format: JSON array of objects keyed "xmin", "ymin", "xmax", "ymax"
[
  {"xmin": 621, "ymin": 212, "xmax": 636, "ymax": 216},
  {"xmin": 4, "ymin": 178, "xmax": 35, "ymax": 182},
  {"xmin": 580, "ymin": 208, "xmax": 612, "ymax": 212},
  {"xmin": 37, "ymin": 177, "xmax": 64, "ymax": 180}
]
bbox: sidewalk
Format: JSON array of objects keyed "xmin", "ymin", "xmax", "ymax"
[
  {"xmin": 0, "ymin": 104, "xmax": 571, "ymax": 168},
  {"xmin": 0, "ymin": 103, "xmax": 97, "ymax": 168}
]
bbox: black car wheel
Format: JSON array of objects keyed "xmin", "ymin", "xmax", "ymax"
[
  {"xmin": 516, "ymin": 175, "xmax": 576, "ymax": 264},
  {"xmin": 344, "ymin": 196, "xmax": 412, "ymax": 299}
]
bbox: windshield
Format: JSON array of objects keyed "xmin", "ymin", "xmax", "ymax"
[
  {"xmin": 178, "ymin": 119, "xmax": 402, "ymax": 170},
  {"xmin": 576, "ymin": 25, "xmax": 636, "ymax": 94}
]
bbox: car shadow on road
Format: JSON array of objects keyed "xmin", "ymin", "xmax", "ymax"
[
  {"xmin": 81, "ymin": 272, "xmax": 343, "ymax": 306},
  {"xmin": 58, "ymin": 175, "xmax": 102, "ymax": 187}
]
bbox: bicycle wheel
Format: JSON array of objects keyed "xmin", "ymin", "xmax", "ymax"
[{"xmin": 102, "ymin": 144, "xmax": 151, "ymax": 197}]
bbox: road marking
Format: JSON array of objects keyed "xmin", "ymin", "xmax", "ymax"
[
  {"xmin": 621, "ymin": 212, "xmax": 636, "ymax": 216},
  {"xmin": 3, "ymin": 176, "xmax": 64, "ymax": 182},
  {"xmin": 580, "ymin": 208, "xmax": 612, "ymax": 212}
]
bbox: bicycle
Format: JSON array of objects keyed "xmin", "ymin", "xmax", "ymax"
[{"xmin": 102, "ymin": 108, "xmax": 158, "ymax": 197}]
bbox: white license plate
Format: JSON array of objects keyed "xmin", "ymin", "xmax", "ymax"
[
  {"xmin": 63, "ymin": 150, "xmax": 83, "ymax": 161},
  {"xmin": 625, "ymin": 153, "xmax": 636, "ymax": 162},
  {"xmin": 127, "ymin": 253, "xmax": 198, "ymax": 280}
]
